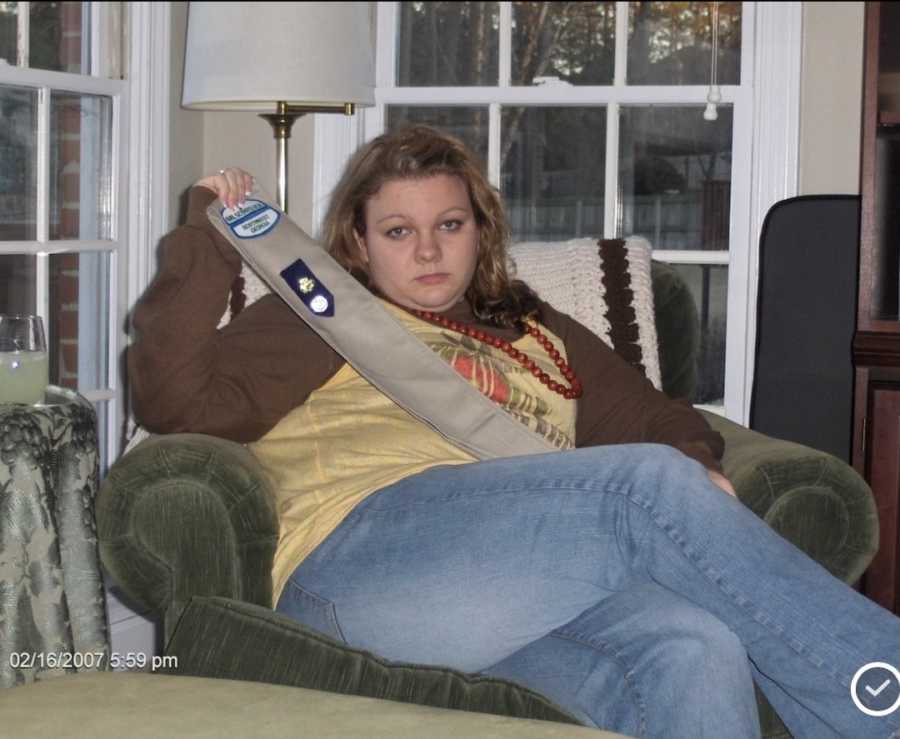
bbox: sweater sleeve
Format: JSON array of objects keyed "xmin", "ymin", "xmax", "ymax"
[
  {"xmin": 539, "ymin": 301, "xmax": 724, "ymax": 472},
  {"xmin": 128, "ymin": 187, "xmax": 344, "ymax": 443}
]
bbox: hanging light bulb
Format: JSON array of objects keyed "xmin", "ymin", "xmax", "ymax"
[{"xmin": 704, "ymin": 1, "xmax": 721, "ymax": 122}]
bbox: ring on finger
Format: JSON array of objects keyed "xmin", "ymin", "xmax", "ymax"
[{"xmin": 218, "ymin": 169, "xmax": 226, "ymax": 175}]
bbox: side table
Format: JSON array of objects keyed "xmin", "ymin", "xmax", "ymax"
[{"xmin": 0, "ymin": 386, "xmax": 109, "ymax": 687}]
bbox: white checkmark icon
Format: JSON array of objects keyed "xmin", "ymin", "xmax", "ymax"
[
  {"xmin": 866, "ymin": 679, "xmax": 891, "ymax": 697},
  {"xmin": 852, "ymin": 662, "xmax": 900, "ymax": 716}
]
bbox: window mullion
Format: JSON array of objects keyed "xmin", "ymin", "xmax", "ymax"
[
  {"xmin": 36, "ymin": 83, "xmax": 50, "ymax": 337},
  {"xmin": 107, "ymin": 250, "xmax": 119, "ymax": 395},
  {"xmin": 17, "ymin": 1, "xmax": 30, "ymax": 67},
  {"xmin": 35, "ymin": 255, "xmax": 49, "ymax": 331},
  {"xmin": 492, "ymin": 3, "xmax": 510, "ymax": 191},
  {"xmin": 88, "ymin": 0, "xmax": 124, "ymax": 79},
  {"xmin": 376, "ymin": 86, "xmax": 738, "ymax": 105},
  {"xmin": 499, "ymin": 2, "xmax": 511, "ymax": 87},
  {"xmin": 0, "ymin": 64, "xmax": 124, "ymax": 94},
  {"xmin": 651, "ymin": 250, "xmax": 730, "ymax": 265},
  {"xmin": 82, "ymin": 1, "xmax": 93, "ymax": 74},
  {"xmin": 607, "ymin": 1, "xmax": 629, "ymax": 239},
  {"xmin": 488, "ymin": 103, "xmax": 500, "ymax": 188},
  {"xmin": 0, "ymin": 240, "xmax": 118, "ymax": 255},
  {"xmin": 36, "ymin": 87, "xmax": 49, "ymax": 243},
  {"xmin": 604, "ymin": 102, "xmax": 619, "ymax": 239},
  {"xmin": 614, "ymin": 1, "xmax": 628, "ymax": 86}
]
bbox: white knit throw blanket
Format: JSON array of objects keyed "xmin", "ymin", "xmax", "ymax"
[{"xmin": 508, "ymin": 236, "xmax": 661, "ymax": 390}]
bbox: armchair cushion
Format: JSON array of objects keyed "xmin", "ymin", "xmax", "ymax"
[
  {"xmin": 652, "ymin": 260, "xmax": 701, "ymax": 400},
  {"xmin": 164, "ymin": 595, "xmax": 582, "ymax": 726},
  {"xmin": 97, "ymin": 433, "xmax": 279, "ymax": 642},
  {"xmin": 702, "ymin": 411, "xmax": 879, "ymax": 584}
]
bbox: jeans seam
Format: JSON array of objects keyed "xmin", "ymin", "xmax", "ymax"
[
  {"xmin": 284, "ymin": 578, "xmax": 348, "ymax": 644},
  {"xmin": 359, "ymin": 473, "xmax": 634, "ymax": 513},
  {"xmin": 638, "ymin": 494, "xmax": 828, "ymax": 672},
  {"xmin": 548, "ymin": 630, "xmax": 648, "ymax": 738}
]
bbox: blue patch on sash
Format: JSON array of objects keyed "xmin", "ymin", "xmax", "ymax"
[
  {"xmin": 221, "ymin": 199, "xmax": 280, "ymax": 239},
  {"xmin": 280, "ymin": 259, "xmax": 335, "ymax": 317}
]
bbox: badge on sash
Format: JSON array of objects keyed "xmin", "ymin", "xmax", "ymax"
[{"xmin": 280, "ymin": 258, "xmax": 335, "ymax": 316}]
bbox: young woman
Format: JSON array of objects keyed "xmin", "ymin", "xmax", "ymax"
[{"xmin": 130, "ymin": 126, "xmax": 900, "ymax": 739}]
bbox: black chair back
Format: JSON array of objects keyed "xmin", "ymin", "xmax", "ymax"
[{"xmin": 750, "ymin": 195, "xmax": 860, "ymax": 463}]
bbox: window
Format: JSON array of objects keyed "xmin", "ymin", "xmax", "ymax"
[
  {"xmin": 0, "ymin": 1, "xmax": 126, "ymax": 471},
  {"xmin": 367, "ymin": 1, "xmax": 751, "ymax": 413}
]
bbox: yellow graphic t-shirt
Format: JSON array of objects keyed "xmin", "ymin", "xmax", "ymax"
[{"xmin": 249, "ymin": 302, "xmax": 577, "ymax": 604}]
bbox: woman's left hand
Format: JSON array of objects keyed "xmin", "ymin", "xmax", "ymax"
[
  {"xmin": 707, "ymin": 469, "xmax": 737, "ymax": 498},
  {"xmin": 195, "ymin": 168, "xmax": 254, "ymax": 210}
]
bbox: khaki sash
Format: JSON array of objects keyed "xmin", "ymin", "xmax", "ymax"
[{"xmin": 205, "ymin": 188, "xmax": 556, "ymax": 460}]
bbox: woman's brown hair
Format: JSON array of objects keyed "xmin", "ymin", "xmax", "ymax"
[{"xmin": 322, "ymin": 125, "xmax": 539, "ymax": 328}]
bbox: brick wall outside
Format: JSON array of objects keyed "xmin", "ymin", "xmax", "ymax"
[{"xmin": 49, "ymin": 2, "xmax": 83, "ymax": 390}]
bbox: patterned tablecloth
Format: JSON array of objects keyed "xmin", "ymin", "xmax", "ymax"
[{"xmin": 0, "ymin": 386, "xmax": 109, "ymax": 687}]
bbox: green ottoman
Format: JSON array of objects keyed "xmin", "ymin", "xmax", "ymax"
[{"xmin": 3, "ymin": 672, "xmax": 626, "ymax": 738}]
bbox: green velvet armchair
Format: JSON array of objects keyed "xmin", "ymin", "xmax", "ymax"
[{"xmin": 97, "ymin": 257, "xmax": 878, "ymax": 739}]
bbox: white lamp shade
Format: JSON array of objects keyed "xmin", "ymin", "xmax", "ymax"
[{"xmin": 182, "ymin": 1, "xmax": 375, "ymax": 111}]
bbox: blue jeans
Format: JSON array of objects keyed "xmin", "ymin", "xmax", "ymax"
[{"xmin": 275, "ymin": 444, "xmax": 900, "ymax": 739}]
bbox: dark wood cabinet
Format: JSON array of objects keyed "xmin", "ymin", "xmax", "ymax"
[{"xmin": 855, "ymin": 2, "xmax": 900, "ymax": 615}]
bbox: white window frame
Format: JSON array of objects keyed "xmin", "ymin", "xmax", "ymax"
[
  {"xmin": 106, "ymin": 0, "xmax": 171, "ymax": 652},
  {"xmin": 314, "ymin": 1, "xmax": 801, "ymax": 425},
  {"xmin": 123, "ymin": 0, "xmax": 171, "ymax": 447}
]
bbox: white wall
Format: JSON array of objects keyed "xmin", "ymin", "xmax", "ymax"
[
  {"xmin": 798, "ymin": 2, "xmax": 865, "ymax": 195},
  {"xmin": 168, "ymin": 1, "xmax": 204, "ymax": 229}
]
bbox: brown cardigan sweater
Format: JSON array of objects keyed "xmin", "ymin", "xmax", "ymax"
[{"xmin": 128, "ymin": 187, "xmax": 724, "ymax": 472}]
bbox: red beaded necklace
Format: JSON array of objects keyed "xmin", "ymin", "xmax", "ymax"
[{"xmin": 411, "ymin": 309, "xmax": 583, "ymax": 400}]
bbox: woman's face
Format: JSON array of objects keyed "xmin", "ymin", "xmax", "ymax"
[{"xmin": 355, "ymin": 174, "xmax": 479, "ymax": 313}]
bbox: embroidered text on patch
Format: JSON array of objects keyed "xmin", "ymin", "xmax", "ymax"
[{"xmin": 222, "ymin": 199, "xmax": 281, "ymax": 239}]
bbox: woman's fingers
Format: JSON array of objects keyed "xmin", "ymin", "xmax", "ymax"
[
  {"xmin": 194, "ymin": 168, "xmax": 255, "ymax": 209},
  {"xmin": 240, "ymin": 170, "xmax": 254, "ymax": 197},
  {"xmin": 220, "ymin": 169, "xmax": 240, "ymax": 208},
  {"xmin": 219, "ymin": 168, "xmax": 254, "ymax": 209}
]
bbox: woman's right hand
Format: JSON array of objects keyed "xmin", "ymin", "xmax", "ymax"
[{"xmin": 195, "ymin": 168, "xmax": 255, "ymax": 210}]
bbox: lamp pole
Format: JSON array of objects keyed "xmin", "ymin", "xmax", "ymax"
[{"xmin": 259, "ymin": 101, "xmax": 356, "ymax": 212}]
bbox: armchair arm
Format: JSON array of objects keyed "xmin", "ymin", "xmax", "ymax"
[
  {"xmin": 701, "ymin": 411, "xmax": 879, "ymax": 586},
  {"xmin": 96, "ymin": 418, "xmax": 879, "ymax": 642},
  {"xmin": 96, "ymin": 434, "xmax": 279, "ymax": 643}
]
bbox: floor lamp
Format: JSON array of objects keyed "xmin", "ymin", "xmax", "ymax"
[{"xmin": 181, "ymin": 2, "xmax": 375, "ymax": 212}]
